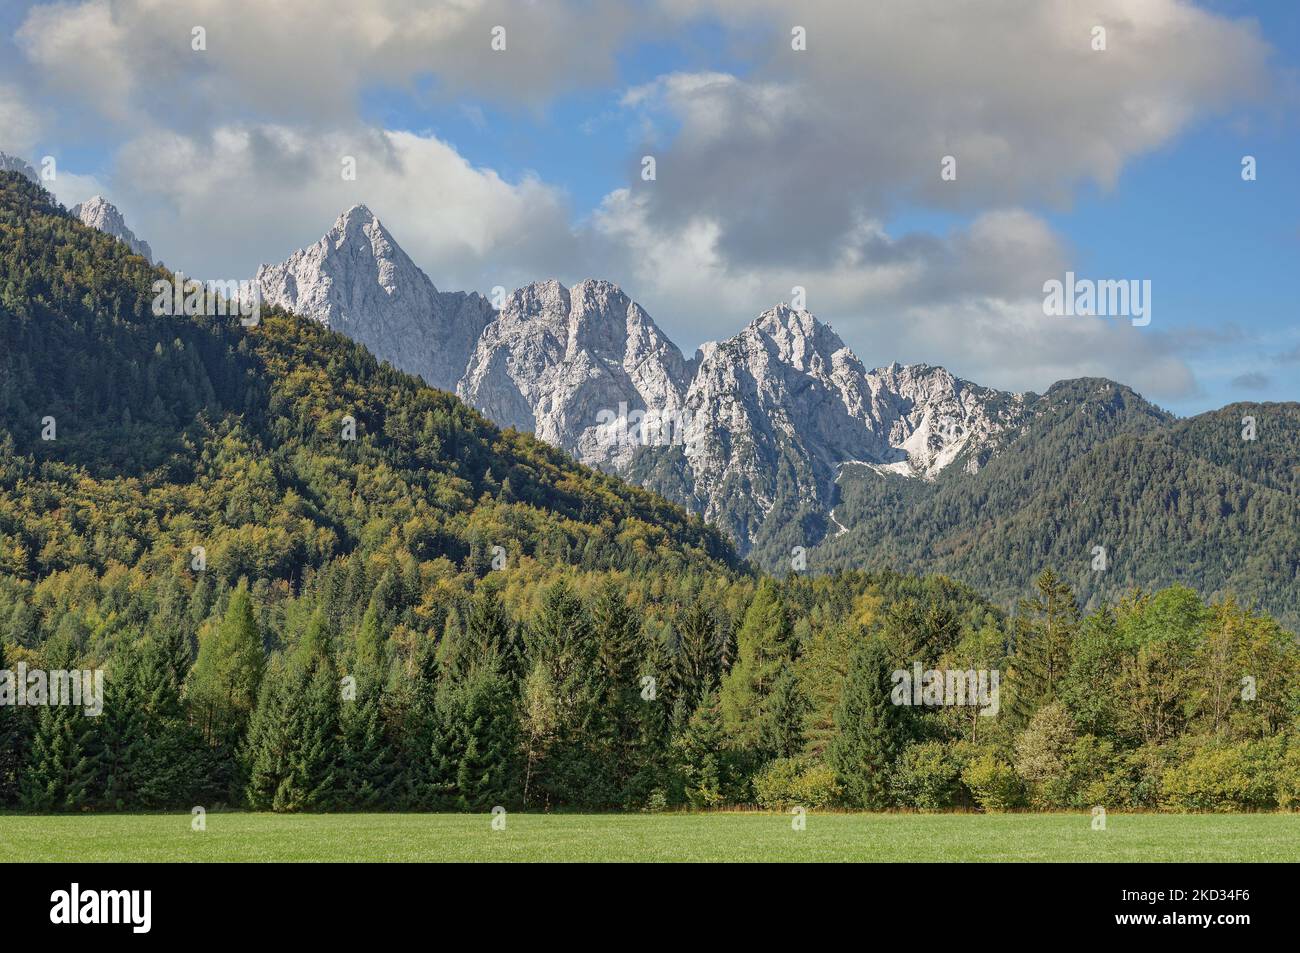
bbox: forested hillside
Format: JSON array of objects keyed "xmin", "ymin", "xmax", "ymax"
[
  {"xmin": 2, "ymin": 171, "xmax": 1299, "ymax": 816},
  {"xmin": 813, "ymin": 379, "xmax": 1300, "ymax": 629}
]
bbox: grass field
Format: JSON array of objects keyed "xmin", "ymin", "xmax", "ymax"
[{"xmin": 1, "ymin": 811, "xmax": 1297, "ymax": 862}]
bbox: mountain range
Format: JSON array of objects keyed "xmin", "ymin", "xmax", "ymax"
[
  {"xmin": 252, "ymin": 206, "xmax": 1031, "ymax": 550},
  {"xmin": 245, "ymin": 204, "xmax": 1298, "ymax": 625},
  {"xmin": 7, "ymin": 158, "xmax": 1295, "ymax": 626}
]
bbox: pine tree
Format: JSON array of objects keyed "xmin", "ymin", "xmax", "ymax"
[
  {"xmin": 719, "ymin": 579, "xmax": 796, "ymax": 755},
  {"xmin": 187, "ymin": 580, "xmax": 264, "ymax": 750},
  {"xmin": 245, "ymin": 615, "xmax": 342, "ymax": 811},
  {"xmin": 0, "ymin": 640, "xmax": 28, "ymax": 805},
  {"xmin": 465, "ymin": 585, "xmax": 520, "ymax": 681},
  {"xmin": 340, "ymin": 610, "xmax": 395, "ymax": 809},
  {"xmin": 244, "ymin": 657, "xmax": 292, "ymax": 810},
  {"xmin": 19, "ymin": 639, "xmax": 97, "ymax": 811},
  {"xmin": 431, "ymin": 663, "xmax": 520, "ymax": 810},
  {"xmin": 672, "ymin": 690, "xmax": 733, "ymax": 808},
  {"xmin": 339, "ymin": 661, "xmax": 396, "ymax": 809},
  {"xmin": 1009, "ymin": 569, "xmax": 1080, "ymax": 724},
  {"xmin": 393, "ymin": 635, "xmax": 440, "ymax": 809},
  {"xmin": 671, "ymin": 599, "xmax": 720, "ymax": 711},
  {"xmin": 758, "ymin": 667, "xmax": 808, "ymax": 760},
  {"xmin": 521, "ymin": 580, "xmax": 602, "ymax": 806},
  {"xmin": 590, "ymin": 580, "xmax": 647, "ymax": 798},
  {"xmin": 829, "ymin": 639, "xmax": 909, "ymax": 809}
]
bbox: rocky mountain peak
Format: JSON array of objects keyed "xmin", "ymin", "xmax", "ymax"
[
  {"xmin": 252, "ymin": 206, "xmax": 1032, "ymax": 555},
  {"xmin": 458, "ymin": 276, "xmax": 689, "ymax": 469},
  {"xmin": 71, "ymin": 195, "xmax": 154, "ymax": 263},
  {"xmin": 255, "ymin": 205, "xmax": 492, "ymax": 392},
  {"xmin": 0, "ymin": 152, "xmax": 38, "ymax": 183}
]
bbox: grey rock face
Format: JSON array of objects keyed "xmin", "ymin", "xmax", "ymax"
[
  {"xmin": 0, "ymin": 152, "xmax": 38, "ymax": 183},
  {"xmin": 71, "ymin": 195, "xmax": 153, "ymax": 263},
  {"xmin": 256, "ymin": 207, "xmax": 1027, "ymax": 552},
  {"xmin": 637, "ymin": 305, "xmax": 1025, "ymax": 544},
  {"xmin": 255, "ymin": 205, "xmax": 493, "ymax": 392},
  {"xmin": 457, "ymin": 278, "xmax": 690, "ymax": 470}
]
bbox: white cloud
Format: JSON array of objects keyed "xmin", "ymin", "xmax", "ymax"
[
  {"xmin": 109, "ymin": 123, "xmax": 575, "ymax": 290},
  {"xmin": 16, "ymin": 0, "xmax": 650, "ymax": 125},
  {"xmin": 9, "ymin": 0, "xmax": 1277, "ymax": 404},
  {"xmin": 0, "ymin": 83, "xmax": 42, "ymax": 153},
  {"xmin": 621, "ymin": 0, "xmax": 1270, "ymax": 264}
]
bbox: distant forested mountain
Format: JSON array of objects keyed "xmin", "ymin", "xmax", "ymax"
[
  {"xmin": 809, "ymin": 379, "xmax": 1300, "ymax": 630},
  {"xmin": 0, "ymin": 172, "xmax": 735, "ymax": 587}
]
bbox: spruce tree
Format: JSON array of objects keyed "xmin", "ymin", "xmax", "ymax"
[
  {"xmin": 719, "ymin": 579, "xmax": 796, "ymax": 755},
  {"xmin": 590, "ymin": 580, "xmax": 647, "ymax": 797},
  {"xmin": 19, "ymin": 638, "xmax": 98, "ymax": 811},
  {"xmin": 0, "ymin": 640, "xmax": 28, "ymax": 805},
  {"xmin": 245, "ymin": 616, "xmax": 342, "ymax": 811},
  {"xmin": 465, "ymin": 585, "xmax": 519, "ymax": 681},
  {"xmin": 339, "ymin": 662, "xmax": 395, "ymax": 809},
  {"xmin": 187, "ymin": 580, "xmax": 264, "ymax": 750},
  {"xmin": 1009, "ymin": 569, "xmax": 1080, "ymax": 724},
  {"xmin": 671, "ymin": 599, "xmax": 721, "ymax": 711},
  {"xmin": 521, "ymin": 580, "xmax": 601, "ymax": 806},
  {"xmin": 758, "ymin": 667, "xmax": 808, "ymax": 760},
  {"xmin": 432, "ymin": 663, "xmax": 520, "ymax": 810},
  {"xmin": 829, "ymin": 639, "xmax": 909, "ymax": 809},
  {"xmin": 340, "ymin": 611, "xmax": 395, "ymax": 809},
  {"xmin": 672, "ymin": 690, "xmax": 733, "ymax": 808}
]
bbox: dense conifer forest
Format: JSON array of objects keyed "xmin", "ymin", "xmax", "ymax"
[
  {"xmin": 801, "ymin": 381, "xmax": 1300, "ymax": 630},
  {"xmin": 3, "ymin": 172, "xmax": 1299, "ymax": 814}
]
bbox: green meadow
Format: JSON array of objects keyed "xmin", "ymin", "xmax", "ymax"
[{"xmin": 1, "ymin": 812, "xmax": 1296, "ymax": 862}]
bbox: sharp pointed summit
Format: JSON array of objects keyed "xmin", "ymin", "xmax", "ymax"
[
  {"xmin": 71, "ymin": 195, "xmax": 153, "ymax": 263},
  {"xmin": 255, "ymin": 205, "xmax": 494, "ymax": 392},
  {"xmin": 253, "ymin": 207, "xmax": 1031, "ymax": 556}
]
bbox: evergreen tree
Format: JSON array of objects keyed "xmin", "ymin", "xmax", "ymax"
[
  {"xmin": 1009, "ymin": 569, "xmax": 1080, "ymax": 723},
  {"xmin": 393, "ymin": 635, "xmax": 440, "ymax": 809},
  {"xmin": 19, "ymin": 638, "xmax": 98, "ymax": 811},
  {"xmin": 830, "ymin": 639, "xmax": 909, "ymax": 809},
  {"xmin": 465, "ymin": 584, "xmax": 520, "ymax": 682},
  {"xmin": 431, "ymin": 663, "xmax": 520, "ymax": 810},
  {"xmin": 590, "ymin": 580, "xmax": 648, "ymax": 797},
  {"xmin": 758, "ymin": 667, "xmax": 808, "ymax": 760},
  {"xmin": 339, "ymin": 661, "xmax": 395, "ymax": 810},
  {"xmin": 671, "ymin": 599, "xmax": 720, "ymax": 712},
  {"xmin": 719, "ymin": 579, "xmax": 796, "ymax": 755},
  {"xmin": 672, "ymin": 690, "xmax": 735, "ymax": 808},
  {"xmin": 521, "ymin": 580, "xmax": 602, "ymax": 806},
  {"xmin": 340, "ymin": 612, "xmax": 395, "ymax": 810},
  {"xmin": 245, "ymin": 615, "xmax": 341, "ymax": 811},
  {"xmin": 0, "ymin": 640, "xmax": 28, "ymax": 804},
  {"xmin": 187, "ymin": 580, "xmax": 264, "ymax": 750}
]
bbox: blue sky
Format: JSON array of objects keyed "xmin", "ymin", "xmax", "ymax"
[{"xmin": 2, "ymin": 0, "xmax": 1296, "ymax": 415}]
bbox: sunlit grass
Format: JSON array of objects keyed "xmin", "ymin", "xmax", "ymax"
[{"xmin": 1, "ymin": 811, "xmax": 1297, "ymax": 862}]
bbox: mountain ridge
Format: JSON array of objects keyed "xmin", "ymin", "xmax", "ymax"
[{"xmin": 252, "ymin": 207, "xmax": 1040, "ymax": 552}]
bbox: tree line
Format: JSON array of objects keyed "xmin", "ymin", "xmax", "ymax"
[{"xmin": 3, "ymin": 561, "xmax": 1297, "ymax": 813}]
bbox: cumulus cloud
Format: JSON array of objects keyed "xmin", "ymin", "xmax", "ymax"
[
  {"xmin": 588, "ymin": 190, "xmax": 1203, "ymax": 399},
  {"xmin": 622, "ymin": 0, "xmax": 1270, "ymax": 265},
  {"xmin": 16, "ymin": 0, "xmax": 649, "ymax": 126},
  {"xmin": 106, "ymin": 123, "xmax": 577, "ymax": 289},
  {"xmin": 587, "ymin": 0, "xmax": 1273, "ymax": 400},
  {"xmin": 7, "ymin": 0, "xmax": 1278, "ymax": 404},
  {"xmin": 0, "ymin": 83, "xmax": 41, "ymax": 153}
]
